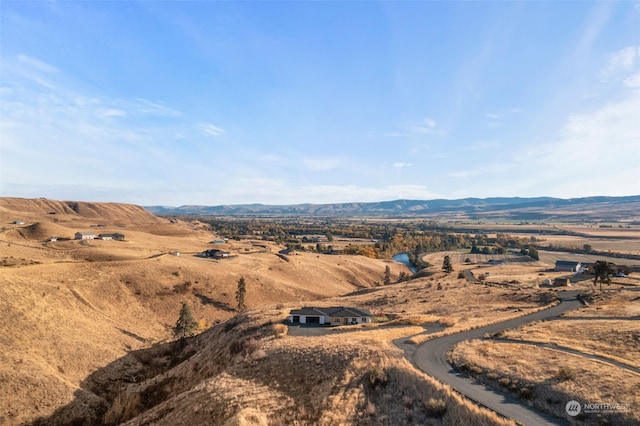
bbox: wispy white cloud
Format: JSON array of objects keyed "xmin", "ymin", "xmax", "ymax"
[
  {"xmin": 98, "ymin": 108, "xmax": 127, "ymax": 118},
  {"xmin": 134, "ymin": 98, "xmax": 183, "ymax": 117},
  {"xmin": 623, "ymin": 72, "xmax": 640, "ymax": 89},
  {"xmin": 600, "ymin": 46, "xmax": 640, "ymax": 82},
  {"xmin": 199, "ymin": 123, "xmax": 225, "ymax": 137},
  {"xmin": 408, "ymin": 117, "xmax": 437, "ymax": 133},
  {"xmin": 393, "ymin": 162, "xmax": 412, "ymax": 168},
  {"xmin": 383, "ymin": 117, "xmax": 438, "ymax": 138},
  {"xmin": 17, "ymin": 53, "xmax": 58, "ymax": 73}
]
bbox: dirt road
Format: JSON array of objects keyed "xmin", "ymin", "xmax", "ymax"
[{"xmin": 409, "ymin": 290, "xmax": 583, "ymax": 426}]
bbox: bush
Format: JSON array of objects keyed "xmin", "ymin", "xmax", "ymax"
[
  {"xmin": 498, "ymin": 377, "xmax": 511, "ymax": 387},
  {"xmin": 229, "ymin": 337, "xmax": 262, "ymax": 356},
  {"xmin": 367, "ymin": 366, "xmax": 388, "ymax": 388},
  {"xmin": 425, "ymin": 398, "xmax": 447, "ymax": 418},
  {"xmin": 272, "ymin": 323, "xmax": 288, "ymax": 338},
  {"xmin": 519, "ymin": 387, "xmax": 533, "ymax": 400},
  {"xmin": 556, "ymin": 366, "xmax": 576, "ymax": 381}
]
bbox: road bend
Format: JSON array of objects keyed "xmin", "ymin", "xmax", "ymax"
[{"xmin": 410, "ymin": 290, "xmax": 584, "ymax": 426}]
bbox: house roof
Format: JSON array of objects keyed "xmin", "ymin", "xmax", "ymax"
[
  {"xmin": 289, "ymin": 306, "xmax": 372, "ymax": 317},
  {"xmin": 555, "ymin": 260, "xmax": 581, "ymax": 266},
  {"xmin": 76, "ymin": 231, "xmax": 96, "ymax": 236}
]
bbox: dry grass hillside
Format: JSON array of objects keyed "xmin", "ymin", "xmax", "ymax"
[
  {"xmin": 30, "ymin": 277, "xmax": 560, "ymax": 426},
  {"xmin": 0, "ymin": 197, "xmax": 162, "ymax": 224},
  {"xmin": 0, "ymin": 198, "xmax": 405, "ymax": 425},
  {"xmin": 4, "ymin": 198, "xmax": 636, "ymax": 425},
  {"xmin": 450, "ymin": 289, "xmax": 640, "ymax": 425}
]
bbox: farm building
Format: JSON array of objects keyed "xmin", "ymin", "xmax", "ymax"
[
  {"xmin": 75, "ymin": 232, "xmax": 96, "ymax": 240},
  {"xmin": 288, "ymin": 307, "xmax": 372, "ymax": 326},
  {"xmin": 555, "ymin": 260, "xmax": 582, "ymax": 272},
  {"xmin": 554, "ymin": 277, "xmax": 571, "ymax": 286},
  {"xmin": 98, "ymin": 233, "xmax": 125, "ymax": 241},
  {"xmin": 12, "ymin": 220, "xmax": 25, "ymax": 225}
]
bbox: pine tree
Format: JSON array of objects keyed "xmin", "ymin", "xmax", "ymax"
[
  {"xmin": 173, "ymin": 303, "xmax": 197, "ymax": 339},
  {"xmin": 593, "ymin": 260, "xmax": 615, "ymax": 291},
  {"xmin": 236, "ymin": 276, "xmax": 247, "ymax": 312},
  {"xmin": 383, "ymin": 265, "xmax": 392, "ymax": 285},
  {"xmin": 442, "ymin": 255, "xmax": 454, "ymax": 273}
]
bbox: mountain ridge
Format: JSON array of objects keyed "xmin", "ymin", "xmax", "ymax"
[{"xmin": 145, "ymin": 195, "xmax": 640, "ymax": 217}]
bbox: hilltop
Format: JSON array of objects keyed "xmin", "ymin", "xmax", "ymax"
[{"xmin": 0, "ymin": 197, "xmax": 161, "ymax": 224}]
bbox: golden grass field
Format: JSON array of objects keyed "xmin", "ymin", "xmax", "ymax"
[
  {"xmin": 1, "ymin": 197, "xmax": 639, "ymax": 425},
  {"xmin": 451, "ymin": 289, "xmax": 640, "ymax": 425}
]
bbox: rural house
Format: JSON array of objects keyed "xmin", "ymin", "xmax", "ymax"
[
  {"xmin": 201, "ymin": 249, "xmax": 229, "ymax": 259},
  {"xmin": 288, "ymin": 307, "xmax": 372, "ymax": 326},
  {"xmin": 98, "ymin": 233, "xmax": 125, "ymax": 241},
  {"xmin": 75, "ymin": 232, "xmax": 96, "ymax": 240},
  {"xmin": 554, "ymin": 260, "xmax": 582, "ymax": 272}
]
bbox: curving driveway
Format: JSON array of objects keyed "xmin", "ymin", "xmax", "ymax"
[{"xmin": 408, "ymin": 290, "xmax": 584, "ymax": 426}]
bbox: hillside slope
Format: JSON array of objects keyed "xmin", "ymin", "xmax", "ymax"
[
  {"xmin": 0, "ymin": 197, "xmax": 162, "ymax": 224},
  {"xmin": 0, "ymin": 199, "xmax": 405, "ymax": 425}
]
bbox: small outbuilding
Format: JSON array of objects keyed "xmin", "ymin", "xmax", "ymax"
[{"xmin": 289, "ymin": 307, "xmax": 372, "ymax": 326}]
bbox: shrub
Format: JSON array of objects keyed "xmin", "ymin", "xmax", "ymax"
[
  {"xmin": 519, "ymin": 387, "xmax": 533, "ymax": 400},
  {"xmin": 425, "ymin": 398, "xmax": 447, "ymax": 418},
  {"xmin": 230, "ymin": 337, "xmax": 262, "ymax": 356},
  {"xmin": 556, "ymin": 366, "xmax": 576, "ymax": 381},
  {"xmin": 367, "ymin": 366, "xmax": 388, "ymax": 388},
  {"xmin": 272, "ymin": 323, "xmax": 288, "ymax": 338}
]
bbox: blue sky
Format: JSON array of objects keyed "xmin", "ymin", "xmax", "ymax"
[{"xmin": 1, "ymin": 1, "xmax": 639, "ymax": 206}]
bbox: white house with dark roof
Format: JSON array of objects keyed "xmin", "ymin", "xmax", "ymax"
[
  {"xmin": 75, "ymin": 231, "xmax": 96, "ymax": 240},
  {"xmin": 98, "ymin": 233, "xmax": 125, "ymax": 241},
  {"xmin": 288, "ymin": 307, "xmax": 372, "ymax": 326},
  {"xmin": 555, "ymin": 260, "xmax": 582, "ymax": 272}
]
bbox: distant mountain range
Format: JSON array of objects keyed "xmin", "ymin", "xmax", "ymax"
[{"xmin": 145, "ymin": 195, "xmax": 640, "ymax": 219}]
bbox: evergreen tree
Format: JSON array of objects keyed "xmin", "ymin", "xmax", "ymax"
[
  {"xmin": 383, "ymin": 265, "xmax": 391, "ymax": 285},
  {"xmin": 236, "ymin": 276, "xmax": 247, "ymax": 312},
  {"xmin": 593, "ymin": 261, "xmax": 615, "ymax": 291},
  {"xmin": 442, "ymin": 255, "xmax": 454, "ymax": 273},
  {"xmin": 527, "ymin": 246, "xmax": 539, "ymax": 260},
  {"xmin": 173, "ymin": 303, "xmax": 197, "ymax": 339}
]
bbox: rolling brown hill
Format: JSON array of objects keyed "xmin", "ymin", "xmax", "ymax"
[
  {"xmin": 0, "ymin": 197, "xmax": 161, "ymax": 224},
  {"xmin": 0, "ymin": 198, "xmax": 406, "ymax": 425}
]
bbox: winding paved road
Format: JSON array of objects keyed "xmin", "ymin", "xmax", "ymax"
[{"xmin": 408, "ymin": 290, "xmax": 584, "ymax": 426}]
